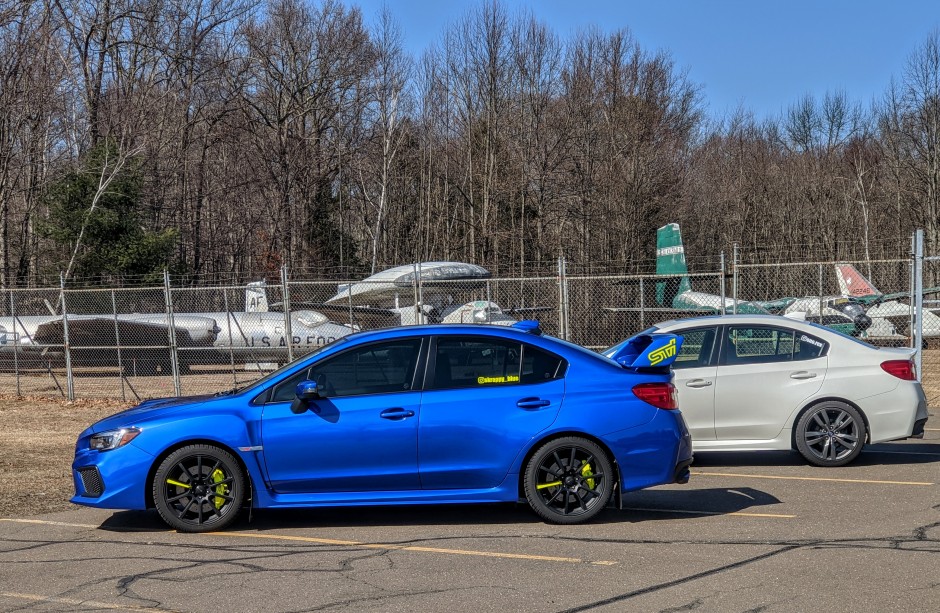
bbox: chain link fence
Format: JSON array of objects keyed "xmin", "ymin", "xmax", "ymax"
[{"xmin": 3, "ymin": 248, "xmax": 938, "ymax": 405}]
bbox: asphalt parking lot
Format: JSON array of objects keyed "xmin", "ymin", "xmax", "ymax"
[{"xmin": 1, "ymin": 424, "xmax": 938, "ymax": 613}]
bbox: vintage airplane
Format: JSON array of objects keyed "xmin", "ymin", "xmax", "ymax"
[
  {"xmin": 832, "ymin": 263, "xmax": 940, "ymax": 341},
  {"xmin": 307, "ymin": 261, "xmax": 547, "ymax": 327},
  {"xmin": 606, "ymin": 224, "xmax": 881, "ymax": 337},
  {"xmin": 0, "ymin": 282, "xmax": 357, "ymax": 373}
]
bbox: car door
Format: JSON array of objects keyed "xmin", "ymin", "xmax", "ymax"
[
  {"xmin": 713, "ymin": 325, "xmax": 828, "ymax": 441},
  {"xmin": 260, "ymin": 337, "xmax": 425, "ymax": 493},
  {"xmin": 669, "ymin": 326, "xmax": 719, "ymax": 440},
  {"xmin": 418, "ymin": 336, "xmax": 566, "ymax": 490}
]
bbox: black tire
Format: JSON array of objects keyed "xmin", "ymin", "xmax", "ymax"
[
  {"xmin": 153, "ymin": 444, "xmax": 245, "ymax": 532},
  {"xmin": 795, "ymin": 401, "xmax": 866, "ymax": 467},
  {"xmin": 523, "ymin": 437, "xmax": 613, "ymax": 524}
]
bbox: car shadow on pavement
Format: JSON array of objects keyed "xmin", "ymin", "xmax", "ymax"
[
  {"xmin": 600, "ymin": 486, "xmax": 784, "ymax": 523},
  {"xmin": 96, "ymin": 486, "xmax": 782, "ymax": 532}
]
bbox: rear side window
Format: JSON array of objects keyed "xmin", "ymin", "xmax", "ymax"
[
  {"xmin": 672, "ymin": 327, "xmax": 717, "ymax": 369},
  {"xmin": 723, "ymin": 326, "xmax": 828, "ymax": 365},
  {"xmin": 521, "ymin": 344, "xmax": 566, "ymax": 384},
  {"xmin": 431, "ymin": 337, "xmax": 522, "ymax": 390},
  {"xmin": 794, "ymin": 332, "xmax": 828, "ymax": 359}
]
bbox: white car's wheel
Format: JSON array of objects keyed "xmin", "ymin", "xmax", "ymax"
[{"xmin": 795, "ymin": 402, "xmax": 865, "ymax": 467}]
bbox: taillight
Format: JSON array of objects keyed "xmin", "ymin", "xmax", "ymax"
[
  {"xmin": 632, "ymin": 382, "xmax": 678, "ymax": 409},
  {"xmin": 881, "ymin": 360, "xmax": 916, "ymax": 381}
]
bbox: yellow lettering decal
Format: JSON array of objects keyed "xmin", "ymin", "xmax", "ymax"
[
  {"xmin": 648, "ymin": 338, "xmax": 677, "ymax": 366},
  {"xmin": 477, "ymin": 375, "xmax": 520, "ymax": 384}
]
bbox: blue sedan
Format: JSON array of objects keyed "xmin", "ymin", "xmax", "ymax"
[{"xmin": 71, "ymin": 322, "xmax": 692, "ymax": 531}]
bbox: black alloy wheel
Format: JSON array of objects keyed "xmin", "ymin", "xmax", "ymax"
[
  {"xmin": 524, "ymin": 437, "xmax": 613, "ymax": 524},
  {"xmin": 153, "ymin": 444, "xmax": 245, "ymax": 532},
  {"xmin": 795, "ymin": 401, "xmax": 866, "ymax": 467}
]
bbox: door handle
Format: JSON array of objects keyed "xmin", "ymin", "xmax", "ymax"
[
  {"xmin": 379, "ymin": 407, "xmax": 415, "ymax": 420},
  {"xmin": 790, "ymin": 371, "xmax": 818, "ymax": 380},
  {"xmin": 685, "ymin": 379, "xmax": 713, "ymax": 388},
  {"xmin": 516, "ymin": 397, "xmax": 551, "ymax": 409}
]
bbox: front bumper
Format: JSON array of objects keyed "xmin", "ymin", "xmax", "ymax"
[{"xmin": 71, "ymin": 442, "xmax": 155, "ymax": 510}]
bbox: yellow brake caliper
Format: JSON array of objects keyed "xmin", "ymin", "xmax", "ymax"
[
  {"xmin": 211, "ymin": 468, "xmax": 228, "ymax": 509},
  {"xmin": 581, "ymin": 462, "xmax": 595, "ymax": 490}
]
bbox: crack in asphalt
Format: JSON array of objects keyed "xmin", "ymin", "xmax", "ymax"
[
  {"xmin": 0, "ymin": 516, "xmax": 937, "ymax": 612},
  {"xmin": 552, "ymin": 518, "xmax": 940, "ymax": 612}
]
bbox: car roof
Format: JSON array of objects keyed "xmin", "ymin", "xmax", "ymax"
[
  {"xmin": 342, "ymin": 323, "xmax": 617, "ymax": 365},
  {"xmin": 652, "ymin": 314, "xmax": 834, "ymax": 336}
]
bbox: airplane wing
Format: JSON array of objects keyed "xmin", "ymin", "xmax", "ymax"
[
  {"xmin": 604, "ymin": 307, "xmax": 721, "ymax": 324},
  {"xmin": 754, "ymin": 297, "xmax": 797, "ymax": 313},
  {"xmin": 865, "ymin": 286, "xmax": 940, "ymax": 304},
  {"xmin": 282, "ymin": 302, "xmax": 402, "ymax": 329}
]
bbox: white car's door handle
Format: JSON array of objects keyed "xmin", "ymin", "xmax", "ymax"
[
  {"xmin": 686, "ymin": 379, "xmax": 713, "ymax": 388},
  {"xmin": 790, "ymin": 371, "xmax": 818, "ymax": 380}
]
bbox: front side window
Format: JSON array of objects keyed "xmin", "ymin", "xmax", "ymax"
[
  {"xmin": 671, "ymin": 327, "xmax": 717, "ymax": 370},
  {"xmin": 431, "ymin": 337, "xmax": 523, "ymax": 390},
  {"xmin": 270, "ymin": 338, "xmax": 422, "ymax": 401},
  {"xmin": 724, "ymin": 326, "xmax": 797, "ymax": 365}
]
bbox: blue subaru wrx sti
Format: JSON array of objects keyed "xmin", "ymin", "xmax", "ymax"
[{"xmin": 72, "ymin": 322, "xmax": 692, "ymax": 531}]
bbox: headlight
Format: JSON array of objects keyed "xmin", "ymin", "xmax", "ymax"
[{"xmin": 89, "ymin": 427, "xmax": 141, "ymax": 451}]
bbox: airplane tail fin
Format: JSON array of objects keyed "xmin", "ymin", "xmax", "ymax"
[
  {"xmin": 655, "ymin": 223, "xmax": 692, "ymax": 307},
  {"xmin": 835, "ymin": 264, "xmax": 880, "ymax": 297},
  {"xmin": 245, "ymin": 281, "xmax": 269, "ymax": 312}
]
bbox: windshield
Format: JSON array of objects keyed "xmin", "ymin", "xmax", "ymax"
[{"xmin": 236, "ymin": 337, "xmax": 350, "ymax": 394}]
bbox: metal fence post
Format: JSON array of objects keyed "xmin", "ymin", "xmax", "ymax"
[
  {"xmin": 485, "ymin": 279, "xmax": 492, "ymax": 323},
  {"xmin": 110, "ymin": 289, "xmax": 126, "ymax": 402},
  {"xmin": 59, "ymin": 273, "xmax": 74, "ymax": 401},
  {"xmin": 281, "ymin": 265, "xmax": 294, "ymax": 363},
  {"xmin": 719, "ymin": 252, "xmax": 726, "ymax": 314},
  {"xmin": 914, "ymin": 229, "xmax": 924, "ymax": 380},
  {"xmin": 222, "ymin": 290, "xmax": 237, "ymax": 387},
  {"xmin": 818, "ymin": 264, "xmax": 824, "ymax": 324},
  {"xmin": 639, "ymin": 278, "xmax": 645, "ymax": 329},
  {"xmin": 9, "ymin": 290, "xmax": 19, "ymax": 398},
  {"xmin": 557, "ymin": 257, "xmax": 568, "ymax": 339},
  {"xmin": 732, "ymin": 243, "xmax": 739, "ymax": 314},
  {"xmin": 412, "ymin": 263, "xmax": 420, "ymax": 325},
  {"xmin": 163, "ymin": 270, "xmax": 182, "ymax": 397}
]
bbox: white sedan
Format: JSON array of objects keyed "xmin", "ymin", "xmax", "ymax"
[{"xmin": 607, "ymin": 315, "xmax": 929, "ymax": 467}]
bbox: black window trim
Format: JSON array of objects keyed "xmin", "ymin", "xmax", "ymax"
[{"xmin": 260, "ymin": 336, "xmax": 429, "ymax": 404}]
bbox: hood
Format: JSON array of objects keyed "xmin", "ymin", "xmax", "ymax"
[{"xmin": 88, "ymin": 394, "xmax": 217, "ymax": 434}]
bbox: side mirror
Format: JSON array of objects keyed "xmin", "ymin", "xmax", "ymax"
[
  {"xmin": 296, "ymin": 380, "xmax": 321, "ymax": 400},
  {"xmin": 290, "ymin": 380, "xmax": 321, "ymax": 414}
]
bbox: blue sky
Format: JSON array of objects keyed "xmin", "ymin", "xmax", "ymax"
[{"xmin": 351, "ymin": 0, "xmax": 940, "ymax": 120}]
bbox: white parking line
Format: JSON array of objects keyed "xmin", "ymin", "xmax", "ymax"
[
  {"xmin": 206, "ymin": 531, "xmax": 618, "ymax": 565},
  {"xmin": 0, "ymin": 518, "xmax": 98, "ymax": 529},
  {"xmin": 0, "ymin": 592, "xmax": 180, "ymax": 612},
  {"xmin": 0, "ymin": 517, "xmax": 618, "ymax": 566}
]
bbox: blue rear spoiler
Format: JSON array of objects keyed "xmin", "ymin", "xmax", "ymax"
[{"xmin": 603, "ymin": 333, "xmax": 683, "ymax": 370}]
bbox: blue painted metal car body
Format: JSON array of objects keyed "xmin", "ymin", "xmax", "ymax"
[{"xmin": 72, "ymin": 323, "xmax": 692, "ymax": 529}]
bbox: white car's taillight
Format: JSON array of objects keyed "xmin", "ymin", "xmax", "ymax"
[{"xmin": 881, "ymin": 360, "xmax": 916, "ymax": 381}]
